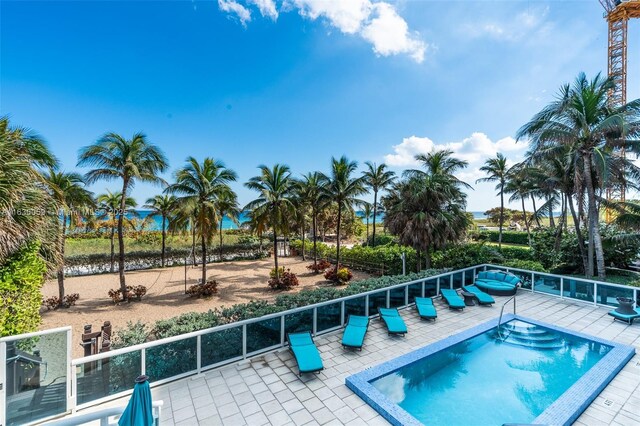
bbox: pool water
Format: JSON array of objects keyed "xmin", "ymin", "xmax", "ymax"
[{"xmin": 370, "ymin": 320, "xmax": 612, "ymax": 426}]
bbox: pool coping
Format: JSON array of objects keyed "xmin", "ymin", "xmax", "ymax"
[{"xmin": 344, "ymin": 313, "xmax": 636, "ymax": 426}]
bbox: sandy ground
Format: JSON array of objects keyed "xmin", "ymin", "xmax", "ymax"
[{"xmin": 39, "ymin": 256, "xmax": 371, "ymax": 357}]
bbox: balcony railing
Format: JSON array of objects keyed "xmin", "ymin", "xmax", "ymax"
[{"xmin": 1, "ymin": 263, "xmax": 639, "ymax": 425}]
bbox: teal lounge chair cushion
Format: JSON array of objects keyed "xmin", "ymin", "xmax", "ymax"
[
  {"xmin": 415, "ymin": 297, "xmax": 437, "ymax": 319},
  {"xmin": 462, "ymin": 285, "xmax": 495, "ymax": 305},
  {"xmin": 441, "ymin": 288, "xmax": 465, "ymax": 309},
  {"xmin": 342, "ymin": 315, "xmax": 369, "ymax": 348},
  {"xmin": 288, "ymin": 332, "xmax": 324, "ymax": 374},
  {"xmin": 379, "ymin": 308, "xmax": 408, "ymax": 334},
  {"xmin": 608, "ymin": 308, "xmax": 640, "ymax": 324}
]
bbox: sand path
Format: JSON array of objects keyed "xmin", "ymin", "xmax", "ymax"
[{"xmin": 39, "ymin": 257, "xmax": 371, "ymax": 357}]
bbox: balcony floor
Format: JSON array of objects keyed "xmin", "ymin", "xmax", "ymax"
[{"xmin": 86, "ymin": 291, "xmax": 640, "ymax": 425}]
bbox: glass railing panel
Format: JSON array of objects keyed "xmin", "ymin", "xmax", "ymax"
[
  {"xmin": 246, "ymin": 317, "xmax": 281, "ymax": 354},
  {"xmin": 533, "ymin": 274, "xmax": 561, "ymax": 296},
  {"xmin": 368, "ymin": 291, "xmax": 388, "ymax": 315},
  {"xmin": 425, "ymin": 278, "xmax": 438, "ymax": 297},
  {"xmin": 201, "ymin": 326, "xmax": 243, "ymax": 367},
  {"xmin": 562, "ymin": 279, "xmax": 594, "ymax": 303},
  {"xmin": 285, "ymin": 309, "xmax": 313, "ymax": 340},
  {"xmin": 510, "ymin": 270, "xmax": 532, "ymax": 289},
  {"xmin": 452, "ymin": 272, "xmax": 463, "ymax": 289},
  {"xmin": 596, "ymin": 284, "xmax": 634, "ymax": 307},
  {"xmin": 464, "ymin": 270, "xmax": 474, "ymax": 286},
  {"xmin": 345, "ymin": 296, "xmax": 366, "ymax": 318},
  {"xmin": 317, "ymin": 302, "xmax": 342, "ymax": 331},
  {"xmin": 77, "ymin": 351, "xmax": 141, "ymax": 405},
  {"xmin": 5, "ymin": 331, "xmax": 69, "ymax": 424},
  {"xmin": 407, "ymin": 282, "xmax": 422, "ymax": 304},
  {"xmin": 389, "ymin": 287, "xmax": 406, "ymax": 308},
  {"xmin": 146, "ymin": 337, "xmax": 197, "ymax": 381}
]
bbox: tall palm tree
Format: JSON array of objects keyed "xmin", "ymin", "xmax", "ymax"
[
  {"xmin": 477, "ymin": 153, "xmax": 509, "ymax": 248},
  {"xmin": 504, "ymin": 164, "xmax": 533, "ymax": 246},
  {"xmin": 78, "ymin": 132, "xmax": 168, "ymax": 295},
  {"xmin": 359, "ymin": 201, "xmax": 374, "ymax": 243},
  {"xmin": 44, "ymin": 170, "xmax": 94, "ymax": 304},
  {"xmin": 297, "ymin": 172, "xmax": 328, "ymax": 270},
  {"xmin": 215, "ymin": 189, "xmax": 240, "ymax": 261},
  {"xmin": 143, "ymin": 194, "xmax": 177, "ymax": 267},
  {"xmin": 166, "ymin": 157, "xmax": 237, "ymax": 284},
  {"xmin": 96, "ymin": 191, "xmax": 137, "ymax": 273},
  {"xmin": 362, "ymin": 162, "xmax": 395, "ymax": 247},
  {"xmin": 517, "ymin": 72, "xmax": 640, "ymax": 279},
  {"xmin": 245, "ymin": 164, "xmax": 295, "ymax": 280},
  {"xmin": 324, "ymin": 156, "xmax": 366, "ymax": 270}
]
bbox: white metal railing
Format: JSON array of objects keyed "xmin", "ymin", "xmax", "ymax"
[
  {"xmin": 3, "ymin": 263, "xmax": 640, "ymax": 425},
  {"xmin": 44, "ymin": 401, "xmax": 163, "ymax": 426}
]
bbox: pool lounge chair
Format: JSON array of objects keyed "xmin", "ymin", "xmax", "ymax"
[
  {"xmin": 342, "ymin": 315, "xmax": 369, "ymax": 350},
  {"xmin": 379, "ymin": 308, "xmax": 408, "ymax": 336},
  {"xmin": 288, "ymin": 332, "xmax": 324, "ymax": 376},
  {"xmin": 462, "ymin": 285, "xmax": 495, "ymax": 306},
  {"xmin": 414, "ymin": 297, "xmax": 437, "ymax": 320},
  {"xmin": 608, "ymin": 308, "xmax": 640, "ymax": 325},
  {"xmin": 440, "ymin": 288, "xmax": 465, "ymax": 310}
]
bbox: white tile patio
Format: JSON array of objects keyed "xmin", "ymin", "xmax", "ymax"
[{"xmin": 80, "ymin": 291, "xmax": 640, "ymax": 425}]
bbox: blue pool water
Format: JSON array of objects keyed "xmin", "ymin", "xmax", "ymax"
[{"xmin": 370, "ymin": 320, "xmax": 612, "ymax": 426}]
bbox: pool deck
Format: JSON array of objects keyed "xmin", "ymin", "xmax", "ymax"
[{"xmin": 87, "ymin": 291, "xmax": 640, "ymax": 425}]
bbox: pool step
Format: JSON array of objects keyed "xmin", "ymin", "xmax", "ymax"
[{"xmin": 496, "ymin": 322, "xmax": 564, "ymax": 350}]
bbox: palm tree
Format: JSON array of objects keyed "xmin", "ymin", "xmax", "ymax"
[
  {"xmin": 96, "ymin": 191, "xmax": 137, "ymax": 273},
  {"xmin": 359, "ymin": 201, "xmax": 374, "ymax": 243},
  {"xmin": 504, "ymin": 164, "xmax": 533, "ymax": 246},
  {"xmin": 44, "ymin": 170, "xmax": 94, "ymax": 304},
  {"xmin": 215, "ymin": 189, "xmax": 240, "ymax": 261},
  {"xmin": 166, "ymin": 157, "xmax": 237, "ymax": 284},
  {"xmin": 517, "ymin": 72, "xmax": 640, "ymax": 279},
  {"xmin": 245, "ymin": 164, "xmax": 295, "ymax": 280},
  {"xmin": 78, "ymin": 132, "xmax": 168, "ymax": 296},
  {"xmin": 362, "ymin": 162, "xmax": 395, "ymax": 247},
  {"xmin": 324, "ymin": 156, "xmax": 366, "ymax": 271},
  {"xmin": 477, "ymin": 153, "xmax": 509, "ymax": 248},
  {"xmin": 297, "ymin": 172, "xmax": 328, "ymax": 270},
  {"xmin": 143, "ymin": 194, "xmax": 177, "ymax": 267}
]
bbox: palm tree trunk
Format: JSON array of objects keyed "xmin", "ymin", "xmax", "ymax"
[
  {"xmin": 568, "ymin": 193, "xmax": 589, "ymax": 275},
  {"xmin": 531, "ymin": 196, "xmax": 541, "ymax": 227},
  {"xmin": 372, "ymin": 189, "xmax": 378, "ymax": 247},
  {"xmin": 521, "ymin": 197, "xmax": 531, "ymax": 246},
  {"xmin": 335, "ymin": 203, "xmax": 342, "ymax": 271},
  {"xmin": 161, "ymin": 215, "xmax": 166, "ymax": 267},
  {"xmin": 109, "ymin": 216, "xmax": 115, "ymax": 273},
  {"xmin": 219, "ymin": 218, "xmax": 224, "ymax": 261},
  {"xmin": 273, "ymin": 228, "xmax": 279, "ymax": 280},
  {"xmin": 416, "ymin": 249, "xmax": 421, "ymax": 272},
  {"xmin": 301, "ymin": 214, "xmax": 306, "ymax": 261},
  {"xmin": 498, "ymin": 185, "xmax": 504, "ymax": 249},
  {"xmin": 312, "ymin": 207, "xmax": 318, "ymax": 270},
  {"xmin": 57, "ymin": 213, "xmax": 67, "ymax": 304},
  {"xmin": 366, "ymin": 217, "xmax": 369, "ymax": 242},
  {"xmin": 583, "ymin": 155, "xmax": 606, "ymax": 279},
  {"xmin": 425, "ymin": 247, "xmax": 432, "ymax": 269},
  {"xmin": 201, "ymin": 232, "xmax": 207, "ymax": 284},
  {"xmin": 118, "ymin": 178, "xmax": 129, "ymax": 299},
  {"xmin": 191, "ymin": 220, "xmax": 196, "ymax": 266},
  {"xmin": 549, "ymin": 197, "xmax": 555, "ymax": 228}
]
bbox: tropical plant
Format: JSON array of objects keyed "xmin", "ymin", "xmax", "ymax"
[
  {"xmin": 143, "ymin": 194, "xmax": 177, "ymax": 267},
  {"xmin": 359, "ymin": 201, "xmax": 373, "ymax": 243},
  {"xmin": 245, "ymin": 164, "xmax": 295, "ymax": 280},
  {"xmin": 166, "ymin": 157, "xmax": 237, "ymax": 284},
  {"xmin": 43, "ymin": 170, "xmax": 94, "ymax": 304},
  {"xmin": 477, "ymin": 153, "xmax": 510, "ymax": 248},
  {"xmin": 78, "ymin": 132, "xmax": 168, "ymax": 297},
  {"xmin": 96, "ymin": 191, "xmax": 137, "ymax": 273},
  {"xmin": 296, "ymin": 172, "xmax": 328, "ymax": 268},
  {"xmin": 324, "ymin": 156, "xmax": 366, "ymax": 273},
  {"xmin": 215, "ymin": 189, "xmax": 241, "ymax": 262},
  {"xmin": 504, "ymin": 164, "xmax": 534, "ymax": 246},
  {"xmin": 362, "ymin": 162, "xmax": 395, "ymax": 247}
]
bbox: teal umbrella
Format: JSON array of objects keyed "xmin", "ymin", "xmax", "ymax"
[{"xmin": 118, "ymin": 375, "xmax": 154, "ymax": 426}]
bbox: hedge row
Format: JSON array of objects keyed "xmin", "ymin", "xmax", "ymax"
[
  {"xmin": 474, "ymin": 230, "xmax": 530, "ymax": 245},
  {"xmin": 64, "ymin": 243, "xmax": 268, "ymax": 276}
]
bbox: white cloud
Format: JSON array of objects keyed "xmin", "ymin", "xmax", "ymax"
[
  {"xmin": 249, "ymin": 0, "xmax": 278, "ymax": 19},
  {"xmin": 216, "ymin": 0, "xmax": 427, "ymax": 63},
  {"xmin": 218, "ymin": 0, "xmax": 252, "ymax": 26},
  {"xmin": 385, "ymin": 136, "xmax": 435, "ymax": 167},
  {"xmin": 462, "ymin": 7, "xmax": 549, "ymax": 42}
]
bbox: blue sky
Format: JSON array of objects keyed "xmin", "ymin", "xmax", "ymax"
[{"xmin": 0, "ymin": 0, "xmax": 631, "ymax": 211}]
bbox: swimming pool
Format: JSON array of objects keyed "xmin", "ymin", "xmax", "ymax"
[{"xmin": 345, "ymin": 314, "xmax": 635, "ymax": 426}]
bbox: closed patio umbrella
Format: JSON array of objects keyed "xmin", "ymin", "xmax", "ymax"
[{"xmin": 118, "ymin": 375, "xmax": 154, "ymax": 426}]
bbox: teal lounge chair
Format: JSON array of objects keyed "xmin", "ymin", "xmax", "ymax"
[
  {"xmin": 608, "ymin": 308, "xmax": 640, "ymax": 325},
  {"xmin": 379, "ymin": 308, "xmax": 408, "ymax": 336},
  {"xmin": 342, "ymin": 315, "xmax": 369, "ymax": 350},
  {"xmin": 441, "ymin": 289, "xmax": 465, "ymax": 310},
  {"xmin": 462, "ymin": 285, "xmax": 495, "ymax": 306},
  {"xmin": 415, "ymin": 297, "xmax": 437, "ymax": 320},
  {"xmin": 288, "ymin": 332, "xmax": 324, "ymax": 376}
]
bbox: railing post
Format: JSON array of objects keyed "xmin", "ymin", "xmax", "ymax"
[
  {"xmin": 405, "ymin": 285, "xmax": 409, "ymax": 306},
  {"xmin": 365, "ymin": 295, "xmax": 370, "ymax": 317},
  {"xmin": 341, "ymin": 301, "xmax": 346, "ymax": 326},
  {"xmin": 421, "ymin": 280, "xmax": 425, "ymax": 298},
  {"xmin": 531, "ymin": 272, "xmax": 535, "ymax": 293},
  {"xmin": 1, "ymin": 340, "xmax": 6, "ymax": 426},
  {"xmin": 436, "ymin": 277, "xmax": 440, "ymax": 296},
  {"xmin": 462, "ymin": 271, "xmax": 466, "ymax": 286},
  {"xmin": 312, "ymin": 308, "xmax": 317, "ymax": 336},
  {"xmin": 635, "ymin": 288, "xmax": 638, "ymax": 306},
  {"xmin": 242, "ymin": 324, "xmax": 247, "ymax": 359},
  {"xmin": 386, "ymin": 291, "xmax": 390, "ymax": 309},
  {"xmin": 449, "ymin": 274, "xmax": 453, "ymax": 289},
  {"xmin": 594, "ymin": 283, "xmax": 598, "ymax": 307},
  {"xmin": 67, "ymin": 328, "xmax": 75, "ymax": 414},
  {"xmin": 560, "ymin": 278, "xmax": 564, "ymax": 299},
  {"xmin": 196, "ymin": 335, "xmax": 202, "ymax": 375},
  {"xmin": 141, "ymin": 348, "xmax": 146, "ymax": 376},
  {"xmin": 280, "ymin": 315, "xmax": 286, "ymax": 346}
]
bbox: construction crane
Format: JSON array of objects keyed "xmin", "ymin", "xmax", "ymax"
[{"xmin": 600, "ymin": 0, "xmax": 640, "ymax": 220}]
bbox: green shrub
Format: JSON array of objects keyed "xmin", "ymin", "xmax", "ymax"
[
  {"xmin": 268, "ymin": 269, "xmax": 299, "ymax": 290},
  {"xmin": 363, "ymin": 234, "xmax": 397, "ymax": 247},
  {"xmin": 475, "ymin": 230, "xmax": 530, "ymax": 245},
  {"xmin": 112, "ymin": 321, "xmax": 150, "ymax": 348},
  {"xmin": 497, "ymin": 246, "xmax": 533, "ymax": 261},
  {"xmin": 499, "ymin": 259, "xmax": 548, "ymax": 272},
  {"xmin": 0, "ymin": 242, "xmax": 46, "ymax": 337},
  {"xmin": 431, "ymin": 244, "xmax": 503, "ymax": 269}
]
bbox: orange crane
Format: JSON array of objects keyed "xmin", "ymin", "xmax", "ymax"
[{"xmin": 600, "ymin": 0, "xmax": 640, "ymax": 219}]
